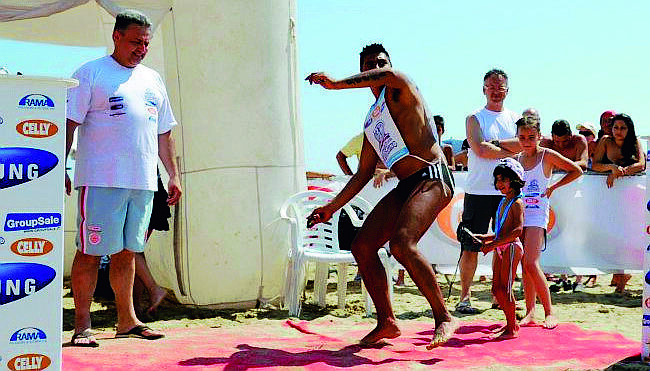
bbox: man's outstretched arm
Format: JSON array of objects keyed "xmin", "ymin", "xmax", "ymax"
[{"xmin": 305, "ymin": 68, "xmax": 407, "ymax": 90}]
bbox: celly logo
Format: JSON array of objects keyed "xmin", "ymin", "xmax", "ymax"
[
  {"xmin": 11, "ymin": 238, "xmax": 54, "ymax": 257},
  {"xmin": 7, "ymin": 354, "xmax": 51, "ymax": 370},
  {"xmin": 4, "ymin": 213, "xmax": 61, "ymax": 232},
  {"xmin": 0, "ymin": 263, "xmax": 56, "ymax": 305},
  {"xmin": 16, "ymin": 120, "xmax": 58, "ymax": 138},
  {"xmin": 0, "ymin": 148, "xmax": 58, "ymax": 189},
  {"xmin": 18, "ymin": 94, "xmax": 54, "ymax": 109},
  {"xmin": 10, "ymin": 327, "xmax": 47, "ymax": 345}
]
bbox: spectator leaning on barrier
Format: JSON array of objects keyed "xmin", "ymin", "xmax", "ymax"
[
  {"xmin": 453, "ymin": 139, "xmax": 470, "ymax": 171},
  {"xmin": 576, "ymin": 122, "xmax": 598, "ymax": 162},
  {"xmin": 433, "ymin": 115, "xmax": 455, "ymax": 169},
  {"xmin": 591, "ymin": 113, "xmax": 645, "ymax": 293},
  {"xmin": 540, "ymin": 119, "xmax": 588, "ymax": 170},
  {"xmin": 597, "ymin": 110, "xmax": 615, "ymax": 141}
]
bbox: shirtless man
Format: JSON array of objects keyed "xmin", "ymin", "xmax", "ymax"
[
  {"xmin": 305, "ymin": 43, "xmax": 457, "ymax": 347},
  {"xmin": 540, "ymin": 119, "xmax": 588, "ymax": 170}
]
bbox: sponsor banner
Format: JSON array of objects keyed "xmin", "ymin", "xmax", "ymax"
[
  {"xmin": 18, "ymin": 94, "xmax": 55, "ymax": 110},
  {"xmin": 15, "ymin": 120, "xmax": 58, "ymax": 139},
  {"xmin": 7, "ymin": 353, "xmax": 51, "ymax": 371},
  {"xmin": 4, "ymin": 213, "xmax": 61, "ymax": 232},
  {"xmin": 0, "ymin": 263, "xmax": 56, "ymax": 305},
  {"xmin": 0, "ymin": 147, "xmax": 59, "ymax": 189},
  {"xmin": 0, "ymin": 76, "xmax": 73, "ymax": 371},
  {"xmin": 326, "ymin": 171, "xmax": 646, "ymax": 270},
  {"xmin": 10, "ymin": 238, "xmax": 54, "ymax": 257},
  {"xmin": 9, "ymin": 327, "xmax": 47, "ymax": 345}
]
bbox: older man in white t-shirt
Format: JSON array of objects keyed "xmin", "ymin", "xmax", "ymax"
[
  {"xmin": 65, "ymin": 10, "xmax": 181, "ymax": 346},
  {"xmin": 456, "ymin": 69, "xmax": 519, "ymax": 314}
]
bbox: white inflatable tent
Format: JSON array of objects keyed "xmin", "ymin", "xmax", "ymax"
[{"xmin": 0, "ymin": 0, "xmax": 304, "ymax": 308}]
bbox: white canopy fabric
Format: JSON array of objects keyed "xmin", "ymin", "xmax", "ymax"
[{"xmin": 0, "ymin": 0, "xmax": 171, "ymax": 28}]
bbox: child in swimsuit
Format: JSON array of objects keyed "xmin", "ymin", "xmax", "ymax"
[{"xmin": 468, "ymin": 158, "xmax": 525, "ymax": 339}]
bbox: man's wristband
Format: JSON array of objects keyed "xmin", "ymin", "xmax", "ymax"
[{"xmin": 490, "ymin": 140, "xmax": 500, "ymax": 148}]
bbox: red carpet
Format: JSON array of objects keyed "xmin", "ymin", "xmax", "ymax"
[{"xmin": 63, "ymin": 319, "xmax": 639, "ymax": 370}]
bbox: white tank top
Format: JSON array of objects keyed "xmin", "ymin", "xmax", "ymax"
[
  {"xmin": 466, "ymin": 107, "xmax": 519, "ymax": 195},
  {"xmin": 518, "ymin": 150, "xmax": 551, "ymax": 229},
  {"xmin": 363, "ymin": 87, "xmax": 410, "ymax": 169}
]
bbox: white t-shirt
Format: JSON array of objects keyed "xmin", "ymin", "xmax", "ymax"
[
  {"xmin": 465, "ymin": 107, "xmax": 519, "ymax": 195},
  {"xmin": 67, "ymin": 56, "xmax": 177, "ymax": 191}
]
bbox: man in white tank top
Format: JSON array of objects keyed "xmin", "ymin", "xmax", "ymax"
[
  {"xmin": 457, "ymin": 69, "xmax": 520, "ymax": 314},
  {"xmin": 306, "ymin": 43, "xmax": 457, "ymax": 348}
]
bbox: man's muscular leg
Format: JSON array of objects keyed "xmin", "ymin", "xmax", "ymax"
[
  {"xmin": 351, "ymin": 191, "xmax": 403, "ymax": 345},
  {"xmin": 386, "ymin": 179, "xmax": 458, "ymax": 348}
]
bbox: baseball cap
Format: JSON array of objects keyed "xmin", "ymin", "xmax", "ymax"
[
  {"xmin": 494, "ymin": 158, "xmax": 525, "ymax": 183},
  {"xmin": 576, "ymin": 122, "xmax": 597, "ymax": 136}
]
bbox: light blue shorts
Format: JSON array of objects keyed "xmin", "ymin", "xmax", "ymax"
[{"xmin": 76, "ymin": 186, "xmax": 154, "ymax": 256}]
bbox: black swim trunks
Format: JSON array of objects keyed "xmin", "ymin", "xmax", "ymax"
[{"xmin": 394, "ymin": 162, "xmax": 455, "ymax": 202}]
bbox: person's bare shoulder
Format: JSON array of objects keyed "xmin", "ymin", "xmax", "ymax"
[
  {"xmin": 573, "ymin": 134, "xmax": 588, "ymax": 144},
  {"xmin": 540, "ymin": 137, "xmax": 554, "ymax": 149}
]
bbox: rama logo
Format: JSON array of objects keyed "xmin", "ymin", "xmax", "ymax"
[
  {"xmin": 0, "ymin": 148, "xmax": 58, "ymax": 189},
  {"xmin": 16, "ymin": 120, "xmax": 58, "ymax": 138},
  {"xmin": 4, "ymin": 213, "xmax": 61, "ymax": 232},
  {"xmin": 18, "ymin": 94, "xmax": 54, "ymax": 109},
  {"xmin": 10, "ymin": 327, "xmax": 47, "ymax": 345},
  {"xmin": 7, "ymin": 354, "xmax": 51, "ymax": 371},
  {"xmin": 11, "ymin": 238, "xmax": 54, "ymax": 257},
  {"xmin": 0, "ymin": 263, "xmax": 56, "ymax": 305}
]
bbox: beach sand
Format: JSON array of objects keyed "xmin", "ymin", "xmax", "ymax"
[
  {"xmin": 63, "ymin": 271, "xmax": 643, "ymax": 343},
  {"xmin": 62, "ymin": 270, "xmax": 648, "ymax": 369}
]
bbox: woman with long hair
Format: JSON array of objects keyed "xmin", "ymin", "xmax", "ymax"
[{"xmin": 592, "ymin": 113, "xmax": 646, "ymax": 292}]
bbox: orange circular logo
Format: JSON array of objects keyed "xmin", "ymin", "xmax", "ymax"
[{"xmin": 437, "ymin": 193, "xmax": 465, "ymax": 242}]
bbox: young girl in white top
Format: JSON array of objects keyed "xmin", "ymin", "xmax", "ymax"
[{"xmin": 515, "ymin": 116, "xmax": 583, "ymax": 329}]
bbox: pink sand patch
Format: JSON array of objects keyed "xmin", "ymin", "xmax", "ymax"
[{"xmin": 63, "ymin": 319, "xmax": 639, "ymax": 370}]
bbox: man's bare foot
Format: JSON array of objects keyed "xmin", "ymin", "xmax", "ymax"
[
  {"xmin": 543, "ymin": 314, "xmax": 558, "ymax": 329},
  {"xmin": 427, "ymin": 317, "xmax": 459, "ymax": 349},
  {"xmin": 359, "ymin": 321, "xmax": 400, "ymax": 345},
  {"xmin": 492, "ymin": 326, "xmax": 519, "ymax": 340},
  {"xmin": 489, "ymin": 324, "xmax": 505, "ymax": 334},
  {"xmin": 519, "ymin": 312, "xmax": 538, "ymax": 327},
  {"xmin": 148, "ymin": 287, "xmax": 167, "ymax": 314}
]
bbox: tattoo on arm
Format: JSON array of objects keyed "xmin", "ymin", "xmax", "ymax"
[{"xmin": 342, "ymin": 71, "xmax": 389, "ymax": 85}]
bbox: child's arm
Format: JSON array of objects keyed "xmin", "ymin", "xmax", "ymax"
[
  {"xmin": 482, "ymin": 200, "xmax": 524, "ymax": 253},
  {"xmin": 543, "ymin": 149, "xmax": 583, "ymax": 197}
]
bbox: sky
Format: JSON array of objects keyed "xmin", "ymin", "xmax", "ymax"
[
  {"xmin": 1, "ymin": 1, "xmax": 649, "ymax": 174},
  {"xmin": 298, "ymin": 1, "xmax": 650, "ymax": 173}
]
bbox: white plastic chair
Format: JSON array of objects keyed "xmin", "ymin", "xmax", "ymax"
[{"xmin": 280, "ymin": 190, "xmax": 392, "ymax": 317}]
